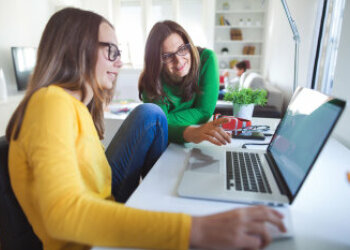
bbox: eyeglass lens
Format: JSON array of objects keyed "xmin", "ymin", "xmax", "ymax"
[{"xmin": 108, "ymin": 44, "xmax": 121, "ymax": 61}]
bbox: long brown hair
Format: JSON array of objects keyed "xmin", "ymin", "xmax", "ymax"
[
  {"xmin": 138, "ymin": 20, "xmax": 200, "ymax": 102},
  {"xmin": 6, "ymin": 7, "xmax": 115, "ymax": 141}
]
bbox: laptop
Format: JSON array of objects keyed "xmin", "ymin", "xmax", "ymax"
[{"xmin": 178, "ymin": 87, "xmax": 346, "ymax": 206}]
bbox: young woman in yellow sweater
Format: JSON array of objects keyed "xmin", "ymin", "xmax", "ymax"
[{"xmin": 6, "ymin": 7, "xmax": 285, "ymax": 250}]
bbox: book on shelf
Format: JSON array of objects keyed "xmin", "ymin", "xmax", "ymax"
[{"xmin": 219, "ymin": 16, "xmax": 231, "ymax": 26}]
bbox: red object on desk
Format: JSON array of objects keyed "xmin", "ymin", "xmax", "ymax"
[{"xmin": 214, "ymin": 114, "xmax": 251, "ymax": 131}]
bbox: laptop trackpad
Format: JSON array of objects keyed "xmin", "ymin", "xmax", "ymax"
[{"xmin": 188, "ymin": 148, "xmax": 221, "ymax": 173}]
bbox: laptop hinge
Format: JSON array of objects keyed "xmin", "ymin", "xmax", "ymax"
[{"xmin": 264, "ymin": 153, "xmax": 291, "ymax": 200}]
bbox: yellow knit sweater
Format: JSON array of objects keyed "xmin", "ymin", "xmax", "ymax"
[{"xmin": 9, "ymin": 85, "xmax": 191, "ymax": 250}]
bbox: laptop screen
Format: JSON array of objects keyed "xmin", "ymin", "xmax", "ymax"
[{"xmin": 268, "ymin": 88, "xmax": 344, "ymax": 197}]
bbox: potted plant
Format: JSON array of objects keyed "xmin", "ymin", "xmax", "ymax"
[{"xmin": 223, "ymin": 87, "xmax": 267, "ymax": 120}]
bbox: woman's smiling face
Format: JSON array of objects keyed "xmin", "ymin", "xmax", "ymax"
[{"xmin": 161, "ymin": 33, "xmax": 191, "ymax": 81}]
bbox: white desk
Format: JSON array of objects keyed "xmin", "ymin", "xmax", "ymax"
[{"xmin": 94, "ymin": 118, "xmax": 350, "ymax": 250}]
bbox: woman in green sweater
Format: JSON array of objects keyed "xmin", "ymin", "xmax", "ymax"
[{"xmin": 139, "ymin": 20, "xmax": 231, "ymax": 145}]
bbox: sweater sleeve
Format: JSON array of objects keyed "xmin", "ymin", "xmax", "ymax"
[
  {"xmin": 167, "ymin": 49, "xmax": 219, "ymax": 143},
  {"xmin": 22, "ymin": 94, "xmax": 191, "ymax": 249}
]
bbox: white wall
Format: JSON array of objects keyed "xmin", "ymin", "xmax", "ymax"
[
  {"xmin": 262, "ymin": 0, "xmax": 322, "ymax": 109},
  {"xmin": 331, "ymin": 0, "xmax": 350, "ymax": 149},
  {"xmin": 0, "ymin": 0, "xmax": 133, "ymax": 99},
  {"xmin": 0, "ymin": 0, "xmax": 54, "ymax": 95}
]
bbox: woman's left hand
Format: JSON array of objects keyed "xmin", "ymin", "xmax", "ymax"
[{"xmin": 183, "ymin": 117, "xmax": 231, "ymax": 146}]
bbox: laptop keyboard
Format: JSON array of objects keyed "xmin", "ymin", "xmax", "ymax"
[{"xmin": 226, "ymin": 152, "xmax": 272, "ymax": 193}]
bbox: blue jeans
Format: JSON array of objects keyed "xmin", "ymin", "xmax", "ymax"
[{"xmin": 105, "ymin": 103, "xmax": 168, "ymax": 203}]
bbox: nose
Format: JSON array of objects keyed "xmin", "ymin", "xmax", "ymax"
[
  {"xmin": 173, "ymin": 54, "xmax": 184, "ymax": 65},
  {"xmin": 114, "ymin": 57, "xmax": 123, "ymax": 68}
]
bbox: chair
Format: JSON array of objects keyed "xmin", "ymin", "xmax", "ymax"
[
  {"xmin": 240, "ymin": 72, "xmax": 284, "ymax": 114},
  {"xmin": 0, "ymin": 136, "xmax": 42, "ymax": 250}
]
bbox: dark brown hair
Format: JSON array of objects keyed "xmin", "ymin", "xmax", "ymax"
[
  {"xmin": 6, "ymin": 7, "xmax": 115, "ymax": 141},
  {"xmin": 138, "ymin": 20, "xmax": 200, "ymax": 102},
  {"xmin": 236, "ymin": 60, "xmax": 248, "ymax": 72}
]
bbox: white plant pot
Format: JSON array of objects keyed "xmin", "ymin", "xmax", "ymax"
[{"xmin": 233, "ymin": 103, "xmax": 254, "ymax": 120}]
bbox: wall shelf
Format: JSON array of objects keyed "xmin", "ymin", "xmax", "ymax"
[
  {"xmin": 214, "ymin": 0, "xmax": 267, "ymax": 78},
  {"xmin": 216, "ymin": 40, "xmax": 264, "ymax": 43},
  {"xmin": 215, "ymin": 25, "xmax": 264, "ymax": 29},
  {"xmin": 216, "ymin": 10, "xmax": 265, "ymax": 14}
]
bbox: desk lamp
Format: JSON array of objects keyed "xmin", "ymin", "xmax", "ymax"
[{"xmin": 281, "ymin": 0, "xmax": 301, "ymax": 92}]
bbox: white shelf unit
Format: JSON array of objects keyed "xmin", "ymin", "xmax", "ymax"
[{"xmin": 214, "ymin": 0, "xmax": 267, "ymax": 79}]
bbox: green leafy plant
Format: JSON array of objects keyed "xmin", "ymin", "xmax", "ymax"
[{"xmin": 223, "ymin": 87, "xmax": 267, "ymax": 106}]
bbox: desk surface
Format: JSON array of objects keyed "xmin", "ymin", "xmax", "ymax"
[{"xmin": 94, "ymin": 118, "xmax": 350, "ymax": 250}]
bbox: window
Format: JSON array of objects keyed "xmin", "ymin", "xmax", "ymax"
[
  {"xmin": 312, "ymin": 0, "xmax": 346, "ymax": 94},
  {"xmin": 115, "ymin": 0, "xmax": 206, "ymax": 68}
]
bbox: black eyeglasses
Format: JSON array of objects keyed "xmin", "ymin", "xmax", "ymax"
[
  {"xmin": 161, "ymin": 43, "xmax": 191, "ymax": 64},
  {"xmin": 99, "ymin": 42, "xmax": 121, "ymax": 61}
]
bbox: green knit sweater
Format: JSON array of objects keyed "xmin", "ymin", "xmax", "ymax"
[{"xmin": 143, "ymin": 49, "xmax": 219, "ymax": 143}]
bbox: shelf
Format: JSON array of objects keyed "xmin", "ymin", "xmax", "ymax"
[
  {"xmin": 215, "ymin": 25, "xmax": 264, "ymax": 29},
  {"xmin": 214, "ymin": 0, "xmax": 266, "ymax": 75},
  {"xmin": 217, "ymin": 54, "xmax": 262, "ymax": 58},
  {"xmin": 220, "ymin": 68, "xmax": 260, "ymax": 72},
  {"xmin": 215, "ymin": 40, "xmax": 263, "ymax": 44},
  {"xmin": 216, "ymin": 10, "xmax": 265, "ymax": 14}
]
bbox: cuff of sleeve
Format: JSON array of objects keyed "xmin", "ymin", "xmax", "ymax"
[
  {"xmin": 179, "ymin": 213, "xmax": 192, "ymax": 250},
  {"xmin": 168, "ymin": 125, "xmax": 187, "ymax": 144}
]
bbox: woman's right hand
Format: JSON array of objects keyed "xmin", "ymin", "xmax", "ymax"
[
  {"xmin": 190, "ymin": 205, "xmax": 286, "ymax": 250},
  {"xmin": 183, "ymin": 117, "xmax": 231, "ymax": 146}
]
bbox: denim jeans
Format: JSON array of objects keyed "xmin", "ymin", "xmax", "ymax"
[{"xmin": 105, "ymin": 103, "xmax": 168, "ymax": 203}]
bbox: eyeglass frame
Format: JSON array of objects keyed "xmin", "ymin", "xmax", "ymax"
[
  {"xmin": 99, "ymin": 42, "xmax": 121, "ymax": 62},
  {"xmin": 161, "ymin": 43, "xmax": 191, "ymax": 64}
]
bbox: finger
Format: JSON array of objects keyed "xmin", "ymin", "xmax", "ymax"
[
  {"xmin": 207, "ymin": 129, "xmax": 227, "ymax": 145},
  {"xmin": 215, "ymin": 126, "xmax": 231, "ymax": 143},
  {"xmin": 213, "ymin": 117, "xmax": 230, "ymax": 126},
  {"xmin": 246, "ymin": 222, "xmax": 272, "ymax": 249},
  {"xmin": 204, "ymin": 134, "xmax": 223, "ymax": 146}
]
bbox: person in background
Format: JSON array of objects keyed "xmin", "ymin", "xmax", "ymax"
[
  {"xmin": 218, "ymin": 60, "xmax": 248, "ymax": 99},
  {"xmin": 7, "ymin": 8, "xmax": 285, "ymax": 250},
  {"xmin": 139, "ymin": 20, "xmax": 231, "ymax": 146}
]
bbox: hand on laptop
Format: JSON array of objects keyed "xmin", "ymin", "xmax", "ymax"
[
  {"xmin": 190, "ymin": 205, "xmax": 286, "ymax": 250},
  {"xmin": 183, "ymin": 117, "xmax": 231, "ymax": 146}
]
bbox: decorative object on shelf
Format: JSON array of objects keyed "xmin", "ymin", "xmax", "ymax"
[
  {"xmin": 0, "ymin": 68, "xmax": 8, "ymax": 102},
  {"xmin": 246, "ymin": 18, "xmax": 252, "ymax": 26},
  {"xmin": 238, "ymin": 18, "xmax": 244, "ymax": 26},
  {"xmin": 222, "ymin": 2, "xmax": 230, "ymax": 10},
  {"xmin": 221, "ymin": 47, "xmax": 229, "ymax": 55},
  {"xmin": 223, "ymin": 87, "xmax": 267, "ymax": 120},
  {"xmin": 230, "ymin": 59, "xmax": 238, "ymax": 69},
  {"xmin": 230, "ymin": 28, "xmax": 242, "ymax": 40},
  {"xmin": 242, "ymin": 46, "xmax": 256, "ymax": 55},
  {"xmin": 219, "ymin": 16, "xmax": 231, "ymax": 26},
  {"xmin": 219, "ymin": 61, "xmax": 229, "ymax": 69},
  {"xmin": 219, "ymin": 15, "xmax": 225, "ymax": 25}
]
